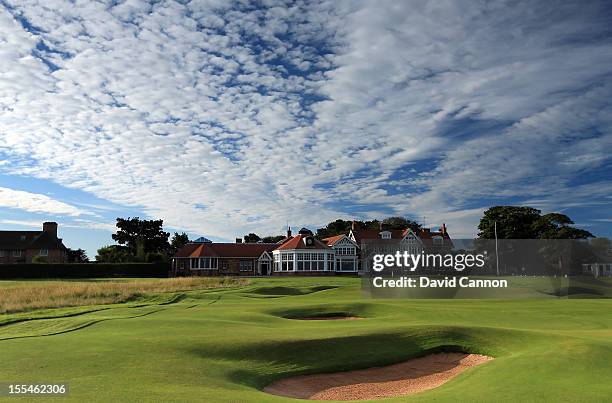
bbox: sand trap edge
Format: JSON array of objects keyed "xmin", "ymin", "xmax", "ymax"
[{"xmin": 263, "ymin": 352, "xmax": 493, "ymax": 401}]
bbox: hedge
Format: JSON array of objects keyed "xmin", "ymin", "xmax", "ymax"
[{"xmin": 0, "ymin": 263, "xmax": 170, "ymax": 279}]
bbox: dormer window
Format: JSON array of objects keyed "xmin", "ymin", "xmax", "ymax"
[
  {"xmin": 20, "ymin": 235, "xmax": 26, "ymax": 241},
  {"xmin": 380, "ymin": 231, "xmax": 391, "ymax": 239}
]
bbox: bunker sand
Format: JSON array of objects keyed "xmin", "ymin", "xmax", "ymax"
[{"xmin": 264, "ymin": 352, "xmax": 492, "ymax": 400}]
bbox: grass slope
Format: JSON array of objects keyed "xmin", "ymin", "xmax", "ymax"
[{"xmin": 0, "ymin": 277, "xmax": 611, "ymax": 402}]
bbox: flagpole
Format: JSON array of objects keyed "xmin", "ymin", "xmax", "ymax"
[{"xmin": 494, "ymin": 221, "xmax": 500, "ymax": 276}]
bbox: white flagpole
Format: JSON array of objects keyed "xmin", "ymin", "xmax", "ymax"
[{"xmin": 495, "ymin": 221, "xmax": 500, "ymax": 276}]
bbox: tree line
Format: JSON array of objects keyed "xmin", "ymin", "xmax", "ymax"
[{"xmin": 94, "ymin": 207, "xmax": 596, "ymax": 262}]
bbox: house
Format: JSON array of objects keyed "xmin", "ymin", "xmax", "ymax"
[
  {"xmin": 0, "ymin": 222, "xmax": 68, "ymax": 264},
  {"xmin": 172, "ymin": 239, "xmax": 277, "ymax": 276},
  {"xmin": 322, "ymin": 234, "xmax": 359, "ymax": 273},
  {"xmin": 273, "ymin": 228, "xmax": 335, "ymax": 275},
  {"xmin": 583, "ymin": 263, "xmax": 612, "ymax": 278},
  {"xmin": 173, "ymin": 222, "xmax": 452, "ymax": 276}
]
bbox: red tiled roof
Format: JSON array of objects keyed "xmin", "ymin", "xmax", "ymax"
[
  {"xmin": 322, "ymin": 234, "xmax": 345, "ymax": 246},
  {"xmin": 275, "ymin": 234, "xmax": 330, "ymax": 250},
  {"xmin": 174, "ymin": 243, "xmax": 277, "ymax": 258}
]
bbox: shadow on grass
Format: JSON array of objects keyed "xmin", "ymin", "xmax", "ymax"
[
  {"xmin": 188, "ymin": 326, "xmax": 514, "ymax": 389},
  {"xmin": 268, "ymin": 303, "xmax": 372, "ymax": 320},
  {"xmin": 241, "ymin": 285, "xmax": 339, "ymax": 298}
]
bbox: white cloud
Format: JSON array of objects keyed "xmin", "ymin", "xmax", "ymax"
[
  {"xmin": 0, "ymin": 0, "xmax": 610, "ymax": 239},
  {"xmin": 0, "ymin": 219, "xmax": 43, "ymax": 228},
  {"xmin": 0, "ymin": 187, "xmax": 84, "ymax": 216}
]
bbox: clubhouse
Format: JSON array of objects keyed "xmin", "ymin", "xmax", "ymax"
[{"xmin": 172, "ymin": 223, "xmax": 451, "ymax": 276}]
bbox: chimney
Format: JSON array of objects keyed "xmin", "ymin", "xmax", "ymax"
[
  {"xmin": 441, "ymin": 223, "xmax": 447, "ymax": 235},
  {"xmin": 235, "ymin": 238, "xmax": 242, "ymax": 243},
  {"xmin": 43, "ymin": 222, "xmax": 58, "ymax": 238},
  {"xmin": 287, "ymin": 226, "xmax": 292, "ymax": 238},
  {"xmin": 351, "ymin": 220, "xmax": 356, "ymax": 231},
  {"xmin": 379, "ymin": 221, "xmax": 383, "ymax": 231}
]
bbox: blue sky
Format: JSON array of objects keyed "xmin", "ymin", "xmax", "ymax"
[{"xmin": 0, "ymin": 0, "xmax": 611, "ymax": 259}]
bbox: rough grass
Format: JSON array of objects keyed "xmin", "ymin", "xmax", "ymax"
[{"xmin": 0, "ymin": 277, "xmax": 248, "ymax": 314}]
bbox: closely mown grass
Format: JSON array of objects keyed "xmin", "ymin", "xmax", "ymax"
[
  {"xmin": 1, "ymin": 277, "xmax": 612, "ymax": 402},
  {"xmin": 0, "ymin": 277, "xmax": 248, "ymax": 313}
]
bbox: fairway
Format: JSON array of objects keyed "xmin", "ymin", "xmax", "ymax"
[{"xmin": 1, "ymin": 277, "xmax": 611, "ymax": 402}]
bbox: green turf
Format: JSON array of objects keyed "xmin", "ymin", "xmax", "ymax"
[{"xmin": 1, "ymin": 277, "xmax": 611, "ymax": 402}]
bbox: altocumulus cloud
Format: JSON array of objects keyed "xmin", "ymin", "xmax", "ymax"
[{"xmin": 0, "ymin": 0, "xmax": 610, "ymax": 238}]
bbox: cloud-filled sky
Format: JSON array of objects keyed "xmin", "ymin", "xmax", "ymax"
[{"xmin": 0, "ymin": 0, "xmax": 611, "ymax": 258}]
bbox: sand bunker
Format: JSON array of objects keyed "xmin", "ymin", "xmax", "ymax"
[{"xmin": 264, "ymin": 352, "xmax": 492, "ymax": 401}]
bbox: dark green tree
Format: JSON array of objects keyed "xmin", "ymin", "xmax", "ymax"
[
  {"xmin": 316, "ymin": 219, "xmax": 354, "ymax": 239},
  {"xmin": 67, "ymin": 248, "xmax": 89, "ymax": 263},
  {"xmin": 261, "ymin": 235, "xmax": 285, "ymax": 243},
  {"xmin": 382, "ymin": 216, "xmax": 421, "ymax": 231},
  {"xmin": 243, "ymin": 233, "xmax": 262, "ymax": 243},
  {"xmin": 95, "ymin": 245, "xmax": 132, "ymax": 263},
  {"xmin": 534, "ymin": 213, "xmax": 593, "ymax": 239},
  {"xmin": 478, "ymin": 206, "xmax": 593, "ymax": 239},
  {"xmin": 112, "ymin": 217, "xmax": 170, "ymax": 254},
  {"xmin": 170, "ymin": 232, "xmax": 190, "ymax": 253}
]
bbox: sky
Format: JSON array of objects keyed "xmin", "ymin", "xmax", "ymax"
[{"xmin": 0, "ymin": 0, "xmax": 611, "ymax": 259}]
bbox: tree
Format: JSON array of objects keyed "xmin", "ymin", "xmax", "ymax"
[
  {"xmin": 112, "ymin": 217, "xmax": 170, "ymax": 255},
  {"xmin": 261, "ymin": 235, "xmax": 285, "ymax": 243},
  {"xmin": 534, "ymin": 213, "xmax": 593, "ymax": 239},
  {"xmin": 170, "ymin": 232, "xmax": 190, "ymax": 254},
  {"xmin": 67, "ymin": 248, "xmax": 89, "ymax": 263},
  {"xmin": 477, "ymin": 206, "xmax": 593, "ymax": 239},
  {"xmin": 32, "ymin": 256, "xmax": 48, "ymax": 263},
  {"xmin": 95, "ymin": 245, "xmax": 132, "ymax": 263},
  {"xmin": 316, "ymin": 219, "xmax": 354, "ymax": 239},
  {"xmin": 382, "ymin": 216, "xmax": 421, "ymax": 232},
  {"xmin": 243, "ymin": 233, "xmax": 261, "ymax": 243}
]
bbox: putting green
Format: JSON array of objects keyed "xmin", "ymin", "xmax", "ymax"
[{"xmin": 1, "ymin": 277, "xmax": 611, "ymax": 402}]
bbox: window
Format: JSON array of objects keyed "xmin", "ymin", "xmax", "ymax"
[
  {"xmin": 0, "ymin": 250, "xmax": 4, "ymax": 257},
  {"xmin": 338, "ymin": 259, "xmax": 357, "ymax": 271},
  {"xmin": 239, "ymin": 260, "xmax": 253, "ymax": 271},
  {"xmin": 198, "ymin": 258, "xmax": 218, "ymax": 269},
  {"xmin": 12, "ymin": 250, "xmax": 22, "ymax": 257},
  {"xmin": 296, "ymin": 251, "xmax": 326, "ymax": 271},
  {"xmin": 20, "ymin": 235, "xmax": 26, "ymax": 241},
  {"xmin": 336, "ymin": 246, "xmax": 355, "ymax": 255},
  {"xmin": 279, "ymin": 253, "xmax": 294, "ymax": 271},
  {"xmin": 39, "ymin": 249, "xmax": 49, "ymax": 256},
  {"xmin": 380, "ymin": 231, "xmax": 391, "ymax": 239},
  {"xmin": 190, "ymin": 258, "xmax": 199, "ymax": 269}
]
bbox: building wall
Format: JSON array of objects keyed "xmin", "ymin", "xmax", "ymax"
[
  {"xmin": 24, "ymin": 248, "xmax": 67, "ymax": 264},
  {"xmin": 177, "ymin": 257, "xmax": 260, "ymax": 276},
  {"xmin": 218, "ymin": 258, "xmax": 258, "ymax": 275},
  {"xmin": 0, "ymin": 250, "xmax": 26, "ymax": 264},
  {"xmin": 0, "ymin": 248, "xmax": 66, "ymax": 264}
]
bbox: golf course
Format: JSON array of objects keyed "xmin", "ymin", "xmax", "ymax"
[{"xmin": 1, "ymin": 276, "xmax": 612, "ymax": 402}]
